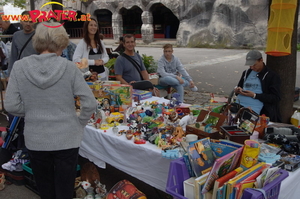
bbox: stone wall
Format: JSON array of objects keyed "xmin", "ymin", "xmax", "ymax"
[{"xmin": 29, "ymin": 0, "xmax": 299, "ymax": 48}]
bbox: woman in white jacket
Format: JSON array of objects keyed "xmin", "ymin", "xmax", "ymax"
[{"xmin": 73, "ymin": 18, "xmax": 109, "ymax": 80}]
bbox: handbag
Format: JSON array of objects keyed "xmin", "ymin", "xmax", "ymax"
[{"xmin": 130, "ymin": 80, "xmax": 154, "ymax": 90}]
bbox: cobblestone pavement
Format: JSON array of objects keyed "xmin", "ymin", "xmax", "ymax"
[
  {"xmin": 183, "ymin": 90, "xmax": 215, "ymax": 105},
  {"xmin": 164, "ymin": 88, "xmax": 229, "ymax": 106}
]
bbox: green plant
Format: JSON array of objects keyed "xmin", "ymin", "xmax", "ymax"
[
  {"xmin": 141, "ymin": 54, "xmax": 157, "ymax": 74},
  {"xmin": 105, "ymin": 58, "xmax": 117, "ymax": 70},
  {"xmin": 297, "ymin": 43, "xmax": 300, "ymax": 51},
  {"xmin": 105, "ymin": 54, "xmax": 158, "ymax": 75}
]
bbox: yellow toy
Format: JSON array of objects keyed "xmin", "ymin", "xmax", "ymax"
[{"xmin": 106, "ymin": 112, "xmax": 124, "ymax": 124}]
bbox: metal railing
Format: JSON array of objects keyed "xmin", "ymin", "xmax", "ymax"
[
  {"xmin": 66, "ymin": 27, "xmax": 113, "ymax": 39},
  {"xmin": 66, "ymin": 28, "xmax": 83, "ymax": 38}
]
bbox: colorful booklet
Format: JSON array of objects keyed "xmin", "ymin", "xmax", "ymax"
[
  {"xmin": 234, "ymin": 179, "xmax": 256, "ymax": 199},
  {"xmin": 187, "ymin": 138, "xmax": 216, "ymax": 177},
  {"xmin": 201, "ymin": 147, "xmax": 244, "ymax": 194},
  {"xmin": 210, "ymin": 139, "xmax": 243, "ymax": 158},
  {"xmin": 226, "ymin": 162, "xmax": 268, "ymax": 199},
  {"xmin": 216, "ymin": 185, "xmax": 226, "ymax": 199},
  {"xmin": 212, "ymin": 167, "xmax": 244, "ymax": 199}
]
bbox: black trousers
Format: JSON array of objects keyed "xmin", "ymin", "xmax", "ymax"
[
  {"xmin": 27, "ymin": 148, "xmax": 79, "ymax": 199},
  {"xmin": 131, "ymin": 80, "xmax": 153, "ymax": 90}
]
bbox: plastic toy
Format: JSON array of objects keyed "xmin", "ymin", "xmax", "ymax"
[
  {"xmin": 106, "ymin": 112, "xmax": 124, "ymax": 124},
  {"xmin": 178, "ymin": 113, "xmax": 196, "ymax": 131},
  {"xmin": 134, "ymin": 139, "xmax": 146, "ymax": 144},
  {"xmin": 126, "ymin": 130, "xmax": 133, "ymax": 140},
  {"xmin": 161, "ymin": 149, "xmax": 180, "ymax": 159},
  {"xmin": 169, "ymin": 93, "xmax": 181, "ymax": 107},
  {"xmin": 112, "ymin": 123, "xmax": 119, "ymax": 134}
]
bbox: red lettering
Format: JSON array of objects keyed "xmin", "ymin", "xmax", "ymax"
[
  {"xmin": 1, "ymin": 15, "xmax": 10, "ymax": 21},
  {"xmin": 29, "ymin": 10, "xmax": 40, "ymax": 23},
  {"xmin": 20, "ymin": 15, "xmax": 30, "ymax": 22},
  {"xmin": 86, "ymin": 13, "xmax": 91, "ymax": 21},
  {"xmin": 68, "ymin": 11, "xmax": 77, "ymax": 21},
  {"xmin": 54, "ymin": 10, "xmax": 63, "ymax": 21},
  {"xmin": 61, "ymin": 10, "xmax": 69, "ymax": 21},
  {"xmin": 10, "ymin": 15, "xmax": 20, "ymax": 21},
  {"xmin": 47, "ymin": 10, "xmax": 58, "ymax": 21},
  {"xmin": 38, "ymin": 11, "xmax": 48, "ymax": 22}
]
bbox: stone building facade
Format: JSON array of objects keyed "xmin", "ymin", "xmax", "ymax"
[{"xmin": 31, "ymin": 0, "xmax": 299, "ymax": 48}]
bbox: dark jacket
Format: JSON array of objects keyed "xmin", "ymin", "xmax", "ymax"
[
  {"xmin": 237, "ymin": 64, "xmax": 282, "ymax": 122},
  {"xmin": 3, "ymin": 24, "xmax": 18, "ymax": 35},
  {"xmin": 2, "ymin": 24, "xmax": 18, "ymax": 43}
]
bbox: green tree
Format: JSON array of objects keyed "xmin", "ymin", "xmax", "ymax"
[
  {"xmin": 266, "ymin": 0, "xmax": 299, "ymax": 123},
  {"xmin": 0, "ymin": 0, "xmax": 26, "ymax": 9}
]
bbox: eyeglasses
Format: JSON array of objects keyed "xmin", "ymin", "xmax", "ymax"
[{"xmin": 164, "ymin": 51, "xmax": 173, "ymax": 53}]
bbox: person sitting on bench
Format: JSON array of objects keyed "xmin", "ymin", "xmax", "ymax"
[
  {"xmin": 157, "ymin": 44, "xmax": 197, "ymax": 103},
  {"xmin": 114, "ymin": 34, "xmax": 158, "ymax": 95}
]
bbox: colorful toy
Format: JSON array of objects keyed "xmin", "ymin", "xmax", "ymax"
[
  {"xmin": 161, "ymin": 149, "xmax": 180, "ymax": 159},
  {"xmin": 106, "ymin": 112, "xmax": 124, "ymax": 124}
]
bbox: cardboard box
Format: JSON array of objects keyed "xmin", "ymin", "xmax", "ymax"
[
  {"xmin": 132, "ymin": 89, "xmax": 152, "ymax": 101},
  {"xmin": 186, "ymin": 110, "xmax": 226, "ymax": 139},
  {"xmin": 87, "ymin": 81, "xmax": 121, "ymax": 98},
  {"xmin": 87, "ymin": 81, "xmax": 103, "ymax": 98},
  {"xmin": 104, "ymin": 84, "xmax": 133, "ymax": 107}
]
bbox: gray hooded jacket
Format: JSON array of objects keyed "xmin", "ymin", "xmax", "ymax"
[{"xmin": 4, "ymin": 53, "xmax": 97, "ymax": 151}]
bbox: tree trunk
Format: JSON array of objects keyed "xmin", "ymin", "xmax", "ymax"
[
  {"xmin": 266, "ymin": 0, "xmax": 299, "ymax": 123},
  {"xmin": 30, "ymin": 0, "xmax": 35, "ymax": 10}
]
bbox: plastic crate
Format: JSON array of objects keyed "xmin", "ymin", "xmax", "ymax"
[
  {"xmin": 241, "ymin": 169, "xmax": 289, "ymax": 199},
  {"xmin": 22, "ymin": 162, "xmax": 81, "ymax": 195},
  {"xmin": 166, "ymin": 157, "xmax": 190, "ymax": 199}
]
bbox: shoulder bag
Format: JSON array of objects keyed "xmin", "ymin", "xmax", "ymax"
[
  {"xmin": 121, "ymin": 53, "xmax": 153, "ymax": 90},
  {"xmin": 17, "ymin": 33, "xmax": 34, "ymax": 60}
]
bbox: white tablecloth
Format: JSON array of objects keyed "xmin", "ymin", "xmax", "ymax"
[
  {"xmin": 79, "ymin": 125, "xmax": 172, "ymax": 191},
  {"xmin": 278, "ymin": 168, "xmax": 300, "ymax": 199},
  {"xmin": 79, "ymin": 96, "xmax": 177, "ymax": 191}
]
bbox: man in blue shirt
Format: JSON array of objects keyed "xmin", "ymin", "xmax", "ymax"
[{"xmin": 234, "ymin": 50, "xmax": 281, "ymax": 122}]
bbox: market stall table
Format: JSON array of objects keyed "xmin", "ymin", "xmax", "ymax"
[
  {"xmin": 79, "ymin": 96, "xmax": 177, "ymax": 191},
  {"xmin": 278, "ymin": 167, "xmax": 300, "ymax": 199}
]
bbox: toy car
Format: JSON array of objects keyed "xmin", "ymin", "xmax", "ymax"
[{"xmin": 106, "ymin": 112, "xmax": 124, "ymax": 124}]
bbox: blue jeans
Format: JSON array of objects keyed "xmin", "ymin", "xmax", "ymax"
[{"xmin": 159, "ymin": 76, "xmax": 189, "ymax": 102}]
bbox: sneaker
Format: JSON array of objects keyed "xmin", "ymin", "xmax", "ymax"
[{"xmin": 190, "ymin": 86, "xmax": 198, "ymax": 92}]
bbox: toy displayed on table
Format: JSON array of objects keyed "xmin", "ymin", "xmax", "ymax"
[
  {"xmin": 220, "ymin": 108, "xmax": 259, "ymax": 144},
  {"xmin": 186, "ymin": 110, "xmax": 226, "ymax": 139},
  {"xmin": 132, "ymin": 89, "xmax": 152, "ymax": 101},
  {"xmin": 264, "ymin": 125, "xmax": 300, "ymax": 155},
  {"xmin": 240, "ymin": 140, "xmax": 260, "ymax": 170},
  {"xmin": 86, "ymin": 91, "xmax": 231, "ymax": 158}
]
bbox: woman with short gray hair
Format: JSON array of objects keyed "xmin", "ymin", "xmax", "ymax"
[{"xmin": 4, "ymin": 21, "xmax": 97, "ymax": 199}]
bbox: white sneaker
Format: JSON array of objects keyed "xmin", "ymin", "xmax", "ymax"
[{"xmin": 190, "ymin": 86, "xmax": 198, "ymax": 92}]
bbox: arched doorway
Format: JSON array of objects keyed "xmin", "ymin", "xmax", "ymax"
[
  {"xmin": 94, "ymin": 9, "xmax": 113, "ymax": 38},
  {"xmin": 120, "ymin": 6, "xmax": 143, "ymax": 38},
  {"xmin": 151, "ymin": 3, "xmax": 179, "ymax": 39}
]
